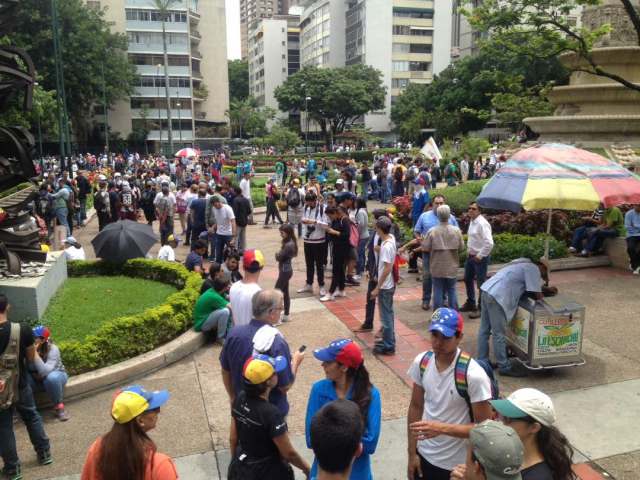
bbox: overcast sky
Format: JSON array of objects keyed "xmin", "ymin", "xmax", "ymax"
[{"xmin": 225, "ymin": 0, "xmax": 241, "ymax": 59}]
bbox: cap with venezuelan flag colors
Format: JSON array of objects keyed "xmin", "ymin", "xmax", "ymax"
[
  {"xmin": 242, "ymin": 354, "xmax": 288, "ymax": 385},
  {"xmin": 243, "ymin": 249, "xmax": 265, "ymax": 272},
  {"xmin": 111, "ymin": 385, "xmax": 170, "ymax": 424}
]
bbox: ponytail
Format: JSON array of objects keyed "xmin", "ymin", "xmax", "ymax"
[
  {"xmin": 536, "ymin": 425, "xmax": 576, "ymax": 480},
  {"xmin": 347, "ymin": 364, "xmax": 372, "ymax": 424}
]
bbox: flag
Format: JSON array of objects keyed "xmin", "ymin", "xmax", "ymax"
[{"xmin": 420, "ymin": 137, "xmax": 442, "ymax": 161}]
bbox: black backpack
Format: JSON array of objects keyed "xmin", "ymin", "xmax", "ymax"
[{"xmin": 287, "ymin": 188, "xmax": 301, "ymax": 208}]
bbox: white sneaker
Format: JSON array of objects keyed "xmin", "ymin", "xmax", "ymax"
[
  {"xmin": 353, "ymin": 274, "xmax": 361, "ymax": 281},
  {"xmin": 568, "ymin": 247, "xmax": 577, "ymax": 253},
  {"xmin": 320, "ymin": 293, "xmax": 334, "ymax": 302},
  {"xmin": 336, "ymin": 290, "xmax": 347, "ymax": 298},
  {"xmin": 319, "ymin": 287, "xmax": 327, "ymax": 296},
  {"xmin": 281, "ymin": 314, "xmax": 290, "ymax": 323},
  {"xmin": 634, "ymin": 267, "xmax": 640, "ymax": 276},
  {"xmin": 297, "ymin": 284, "xmax": 313, "ymax": 293},
  {"xmin": 581, "ymin": 249, "xmax": 588, "ymax": 256}
]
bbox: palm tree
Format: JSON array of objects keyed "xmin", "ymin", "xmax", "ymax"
[{"xmin": 152, "ymin": 0, "xmax": 178, "ymax": 154}]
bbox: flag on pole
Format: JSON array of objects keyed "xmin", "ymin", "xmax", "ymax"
[{"xmin": 420, "ymin": 137, "xmax": 442, "ymax": 161}]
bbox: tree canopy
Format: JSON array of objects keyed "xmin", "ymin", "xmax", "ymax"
[
  {"xmin": 228, "ymin": 59, "xmax": 249, "ymax": 102},
  {"xmin": 274, "ymin": 65, "xmax": 386, "ymax": 146},
  {"xmin": 463, "ymin": 0, "xmax": 640, "ymax": 93},
  {"xmin": 9, "ymin": 0, "xmax": 137, "ymax": 143}
]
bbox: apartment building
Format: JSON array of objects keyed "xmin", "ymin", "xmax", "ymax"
[
  {"xmin": 240, "ymin": 0, "xmax": 299, "ymax": 59},
  {"xmin": 248, "ymin": 14, "xmax": 301, "ymax": 126},
  {"xmin": 90, "ymin": 0, "xmax": 229, "ymax": 151}
]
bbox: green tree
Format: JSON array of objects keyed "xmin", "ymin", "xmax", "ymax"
[
  {"xmin": 463, "ymin": 0, "xmax": 640, "ymax": 93},
  {"xmin": 9, "ymin": 0, "xmax": 137, "ymax": 144},
  {"xmin": 0, "ymin": 82, "xmax": 58, "ymax": 135},
  {"xmin": 225, "ymin": 97, "xmax": 254, "ymax": 138},
  {"xmin": 274, "ymin": 64, "xmax": 386, "ymax": 146},
  {"xmin": 265, "ymin": 125, "xmax": 301, "ymax": 152},
  {"xmin": 245, "ymin": 106, "xmax": 276, "ymax": 137},
  {"xmin": 228, "ymin": 59, "xmax": 249, "ymax": 101}
]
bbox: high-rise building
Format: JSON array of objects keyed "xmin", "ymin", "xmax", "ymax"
[
  {"xmin": 89, "ymin": 0, "xmax": 229, "ymax": 151},
  {"xmin": 240, "ymin": 0, "xmax": 299, "ymax": 59},
  {"xmin": 299, "ymin": 0, "xmax": 453, "ymax": 140},
  {"xmin": 248, "ymin": 14, "xmax": 301, "ymax": 126}
]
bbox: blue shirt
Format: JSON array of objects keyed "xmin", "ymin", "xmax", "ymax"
[
  {"xmin": 414, "ymin": 210, "xmax": 458, "ymax": 236},
  {"xmin": 220, "ymin": 319, "xmax": 294, "ymax": 415},
  {"xmin": 625, "ymin": 209, "xmax": 640, "ymax": 237},
  {"xmin": 305, "ymin": 379, "xmax": 381, "ymax": 480},
  {"xmin": 185, "ymin": 251, "xmax": 203, "ymax": 271},
  {"xmin": 481, "ymin": 258, "xmax": 542, "ymax": 320},
  {"xmin": 411, "ymin": 190, "xmax": 430, "ymax": 226},
  {"xmin": 190, "ymin": 198, "xmax": 207, "ymax": 227}
]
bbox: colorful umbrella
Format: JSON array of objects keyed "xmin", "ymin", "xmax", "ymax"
[
  {"xmin": 477, "ymin": 143, "xmax": 640, "ymax": 259},
  {"xmin": 175, "ymin": 147, "xmax": 198, "ymax": 158},
  {"xmin": 477, "ymin": 143, "xmax": 640, "ymax": 212}
]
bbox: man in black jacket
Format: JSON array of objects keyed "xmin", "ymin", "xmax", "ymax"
[
  {"xmin": 231, "ymin": 186, "xmax": 251, "ymax": 255},
  {"xmin": 75, "ymin": 171, "xmax": 91, "ymax": 227}
]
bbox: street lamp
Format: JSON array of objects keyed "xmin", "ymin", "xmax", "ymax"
[
  {"xmin": 100, "ymin": 63, "xmax": 109, "ymax": 157},
  {"xmin": 176, "ymin": 89, "xmax": 182, "ymax": 145},
  {"xmin": 34, "ymin": 82, "xmax": 44, "ymax": 171},
  {"xmin": 157, "ymin": 64, "xmax": 162, "ymax": 154},
  {"xmin": 304, "ymin": 96, "xmax": 311, "ymax": 153}
]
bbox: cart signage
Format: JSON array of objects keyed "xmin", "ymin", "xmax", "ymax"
[
  {"xmin": 535, "ymin": 315, "xmax": 581, "ymax": 357},
  {"xmin": 508, "ymin": 307, "xmax": 530, "ymax": 352}
]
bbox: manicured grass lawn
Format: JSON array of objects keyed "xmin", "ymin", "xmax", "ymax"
[{"xmin": 43, "ymin": 277, "xmax": 177, "ymax": 342}]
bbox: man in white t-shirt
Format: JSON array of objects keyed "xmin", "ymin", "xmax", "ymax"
[
  {"xmin": 371, "ymin": 216, "xmax": 397, "ymax": 355},
  {"xmin": 211, "ymin": 195, "xmax": 236, "ymax": 263},
  {"xmin": 229, "ymin": 249, "xmax": 264, "ymax": 326},
  {"xmin": 157, "ymin": 235, "xmax": 178, "ymax": 262},
  {"xmin": 239, "ymin": 172, "xmax": 254, "ymax": 225},
  {"xmin": 406, "ymin": 308, "xmax": 493, "ymax": 480}
]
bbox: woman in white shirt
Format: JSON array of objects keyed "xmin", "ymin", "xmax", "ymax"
[{"xmin": 63, "ymin": 236, "xmax": 86, "ymax": 261}]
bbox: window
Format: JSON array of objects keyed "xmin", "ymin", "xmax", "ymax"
[
  {"xmin": 410, "ymin": 29, "xmax": 433, "ymax": 37},
  {"xmin": 392, "ymin": 43, "xmax": 410, "ymax": 53},
  {"xmin": 393, "ymin": 9, "xmax": 434, "ymax": 19},
  {"xmin": 392, "ymin": 61, "xmax": 408, "ymax": 72},
  {"xmin": 392, "ymin": 78, "xmax": 409, "ymax": 89},
  {"xmin": 410, "ymin": 43, "xmax": 432, "ymax": 53},
  {"xmin": 393, "ymin": 25, "xmax": 410, "ymax": 35},
  {"xmin": 409, "ymin": 61, "xmax": 430, "ymax": 71}
]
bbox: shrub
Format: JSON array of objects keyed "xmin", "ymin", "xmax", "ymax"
[
  {"xmin": 489, "ymin": 233, "xmax": 568, "ymax": 264},
  {"xmin": 60, "ymin": 259, "xmax": 202, "ymax": 375},
  {"xmin": 430, "ymin": 180, "xmax": 489, "ymax": 216}
]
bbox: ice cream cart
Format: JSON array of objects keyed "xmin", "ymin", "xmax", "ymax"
[{"xmin": 506, "ymin": 295, "xmax": 586, "ymax": 370}]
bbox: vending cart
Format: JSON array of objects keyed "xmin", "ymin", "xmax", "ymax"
[{"xmin": 505, "ymin": 294, "xmax": 586, "ymax": 370}]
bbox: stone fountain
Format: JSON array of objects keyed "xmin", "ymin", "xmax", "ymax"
[{"xmin": 525, "ymin": 0, "xmax": 640, "ymax": 146}]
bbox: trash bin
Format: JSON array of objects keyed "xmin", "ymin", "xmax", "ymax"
[{"xmin": 506, "ymin": 294, "xmax": 586, "ymax": 370}]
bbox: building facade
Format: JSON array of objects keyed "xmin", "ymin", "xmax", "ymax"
[
  {"xmin": 248, "ymin": 15, "xmax": 301, "ymax": 126},
  {"xmin": 240, "ymin": 0, "xmax": 298, "ymax": 59},
  {"xmin": 90, "ymin": 0, "xmax": 229, "ymax": 151}
]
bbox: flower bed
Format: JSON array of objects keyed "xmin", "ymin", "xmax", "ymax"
[{"xmin": 59, "ymin": 259, "xmax": 202, "ymax": 375}]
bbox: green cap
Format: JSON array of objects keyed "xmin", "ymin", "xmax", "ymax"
[{"xmin": 469, "ymin": 420, "xmax": 524, "ymax": 480}]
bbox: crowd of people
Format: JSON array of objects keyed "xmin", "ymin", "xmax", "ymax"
[{"xmin": 2, "ymin": 147, "xmax": 624, "ymax": 480}]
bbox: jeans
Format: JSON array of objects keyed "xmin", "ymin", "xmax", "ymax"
[
  {"xmin": 356, "ymin": 237, "xmax": 368, "ymax": 275},
  {"xmin": 275, "ymin": 269, "xmax": 293, "ymax": 315},
  {"xmin": 571, "ymin": 225, "xmax": 594, "ymax": 250},
  {"xmin": 363, "ymin": 279, "xmax": 377, "ymax": 328},
  {"xmin": 0, "ymin": 384, "xmax": 51, "ymax": 471},
  {"xmin": 421, "ymin": 252, "xmax": 433, "ymax": 304},
  {"xmin": 77, "ymin": 198, "xmax": 87, "ymax": 225},
  {"xmin": 464, "ymin": 256, "xmax": 489, "ymax": 306},
  {"xmin": 585, "ymin": 228, "xmax": 618, "ymax": 253},
  {"xmin": 628, "ymin": 236, "xmax": 640, "ymax": 270},
  {"xmin": 432, "ymin": 277, "xmax": 458, "ymax": 310},
  {"xmin": 55, "ymin": 207, "xmax": 70, "ymax": 237},
  {"xmin": 477, "ymin": 293, "xmax": 509, "ymax": 369},
  {"xmin": 28, "ymin": 371, "xmax": 68, "ymax": 406},
  {"xmin": 201, "ymin": 307, "xmax": 232, "ymax": 341},
  {"xmin": 329, "ymin": 245, "xmax": 347, "ymax": 294},
  {"xmin": 303, "ymin": 242, "xmax": 325, "ymax": 287},
  {"xmin": 159, "ymin": 219, "xmax": 174, "ymax": 246},
  {"xmin": 378, "ymin": 287, "xmax": 396, "ymax": 351},
  {"xmin": 265, "ymin": 198, "xmax": 283, "ymax": 225},
  {"xmin": 214, "ymin": 234, "xmax": 233, "ymax": 263},
  {"xmin": 367, "ymin": 179, "xmax": 378, "ymax": 200},
  {"xmin": 236, "ymin": 226, "xmax": 247, "ymax": 254},
  {"xmin": 385, "ymin": 177, "xmax": 393, "ymax": 203}
]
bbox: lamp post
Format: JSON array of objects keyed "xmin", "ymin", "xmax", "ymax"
[
  {"xmin": 34, "ymin": 82, "xmax": 44, "ymax": 171},
  {"xmin": 176, "ymin": 89, "xmax": 182, "ymax": 145},
  {"xmin": 304, "ymin": 96, "xmax": 311, "ymax": 153},
  {"xmin": 157, "ymin": 64, "xmax": 162, "ymax": 154},
  {"xmin": 101, "ymin": 63, "xmax": 109, "ymax": 157}
]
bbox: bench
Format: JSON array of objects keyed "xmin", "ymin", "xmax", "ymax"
[{"xmin": 604, "ymin": 236, "xmax": 631, "ymax": 270}]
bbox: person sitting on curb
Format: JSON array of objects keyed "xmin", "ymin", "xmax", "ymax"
[
  {"xmin": 193, "ymin": 278, "xmax": 233, "ymax": 343},
  {"xmin": 63, "ymin": 236, "xmax": 86, "ymax": 261},
  {"xmin": 157, "ymin": 235, "xmax": 179, "ymax": 262},
  {"xmin": 29, "ymin": 326, "xmax": 69, "ymax": 422},
  {"xmin": 185, "ymin": 239, "xmax": 207, "ymax": 275}
]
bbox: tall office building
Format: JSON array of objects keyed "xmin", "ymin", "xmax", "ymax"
[
  {"xmin": 88, "ymin": 0, "xmax": 229, "ymax": 151},
  {"xmin": 240, "ymin": 0, "xmax": 299, "ymax": 59},
  {"xmin": 247, "ymin": 14, "xmax": 301, "ymax": 126},
  {"xmin": 299, "ymin": 0, "xmax": 453, "ymax": 140}
]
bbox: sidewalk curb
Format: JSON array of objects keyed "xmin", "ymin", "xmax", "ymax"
[{"xmin": 63, "ymin": 329, "xmax": 205, "ymax": 401}]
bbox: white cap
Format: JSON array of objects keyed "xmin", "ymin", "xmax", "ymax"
[
  {"xmin": 335, "ymin": 179, "xmax": 344, "ymax": 185},
  {"xmin": 98, "ymin": 174, "xmax": 107, "ymax": 182},
  {"xmin": 491, "ymin": 388, "xmax": 556, "ymax": 427}
]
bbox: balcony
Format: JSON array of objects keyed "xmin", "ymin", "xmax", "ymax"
[
  {"xmin": 132, "ymin": 108, "xmax": 193, "ymax": 120},
  {"xmin": 126, "ymin": 20, "xmax": 188, "ymax": 32},
  {"xmin": 147, "ymin": 129, "xmax": 194, "ymax": 141},
  {"xmin": 192, "ymin": 69, "xmax": 203, "ymax": 79},
  {"xmin": 393, "ymin": 0, "xmax": 434, "ymax": 9},
  {"xmin": 128, "ymin": 42, "xmax": 190, "ymax": 55},
  {"xmin": 191, "ymin": 49, "xmax": 202, "ymax": 59},
  {"xmin": 190, "ymin": 29, "xmax": 201, "ymax": 41},
  {"xmin": 409, "ymin": 71, "xmax": 432, "ymax": 80},
  {"xmin": 136, "ymin": 65, "xmax": 190, "ymax": 76},
  {"xmin": 133, "ymin": 86, "xmax": 192, "ymax": 98},
  {"xmin": 195, "ymin": 111, "xmax": 206, "ymax": 120},
  {"xmin": 126, "ymin": 0, "xmax": 188, "ymax": 8}
]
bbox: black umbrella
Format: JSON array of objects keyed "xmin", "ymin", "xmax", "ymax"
[{"xmin": 91, "ymin": 220, "xmax": 158, "ymax": 262}]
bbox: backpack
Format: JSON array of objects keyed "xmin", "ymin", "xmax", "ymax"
[
  {"xmin": 0, "ymin": 323, "xmax": 21, "ymax": 410},
  {"xmin": 348, "ymin": 220, "xmax": 359, "ymax": 248},
  {"xmin": 286, "ymin": 188, "xmax": 301, "ymax": 208},
  {"xmin": 418, "ymin": 350, "xmax": 499, "ymax": 422},
  {"xmin": 407, "ymin": 166, "xmax": 417, "ymax": 181}
]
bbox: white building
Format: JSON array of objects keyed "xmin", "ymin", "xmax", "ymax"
[{"xmin": 248, "ymin": 15, "xmax": 301, "ymax": 125}]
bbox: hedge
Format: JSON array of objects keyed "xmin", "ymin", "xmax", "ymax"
[
  {"xmin": 60, "ymin": 259, "xmax": 202, "ymax": 375},
  {"xmin": 228, "ymin": 148, "xmax": 408, "ymax": 165},
  {"xmin": 430, "ymin": 180, "xmax": 489, "ymax": 216}
]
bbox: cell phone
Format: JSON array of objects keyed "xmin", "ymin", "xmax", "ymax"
[{"xmin": 298, "ymin": 345, "xmax": 307, "ymax": 353}]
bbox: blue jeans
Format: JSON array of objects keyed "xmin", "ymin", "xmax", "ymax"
[
  {"xmin": 422, "ymin": 252, "xmax": 433, "ymax": 304},
  {"xmin": 433, "ymin": 277, "xmax": 458, "ymax": 310},
  {"xmin": 77, "ymin": 198, "xmax": 87, "ymax": 225},
  {"xmin": 378, "ymin": 287, "xmax": 396, "ymax": 351},
  {"xmin": 571, "ymin": 225, "xmax": 592, "ymax": 250},
  {"xmin": 464, "ymin": 256, "xmax": 489, "ymax": 306},
  {"xmin": 28, "ymin": 371, "xmax": 68, "ymax": 406},
  {"xmin": 386, "ymin": 177, "xmax": 393, "ymax": 202},
  {"xmin": 55, "ymin": 207, "xmax": 70, "ymax": 236},
  {"xmin": 477, "ymin": 293, "xmax": 509, "ymax": 370},
  {"xmin": 214, "ymin": 233, "xmax": 233, "ymax": 263},
  {"xmin": 201, "ymin": 307, "xmax": 232, "ymax": 341},
  {"xmin": 585, "ymin": 228, "xmax": 617, "ymax": 253},
  {"xmin": 0, "ymin": 384, "xmax": 51, "ymax": 471},
  {"xmin": 356, "ymin": 237, "xmax": 368, "ymax": 275},
  {"xmin": 367, "ymin": 179, "xmax": 378, "ymax": 199}
]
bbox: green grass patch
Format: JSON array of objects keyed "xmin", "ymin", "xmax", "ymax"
[{"xmin": 44, "ymin": 276, "xmax": 177, "ymax": 342}]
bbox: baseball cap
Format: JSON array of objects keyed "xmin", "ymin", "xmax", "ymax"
[
  {"xmin": 243, "ymin": 249, "xmax": 265, "ymax": 272},
  {"xmin": 335, "ymin": 179, "xmax": 344, "ymax": 185},
  {"xmin": 293, "ymin": 178, "xmax": 300, "ymax": 185},
  {"xmin": 313, "ymin": 339, "xmax": 363, "ymax": 369},
  {"xmin": 429, "ymin": 308, "xmax": 464, "ymax": 337},
  {"xmin": 469, "ymin": 420, "xmax": 524, "ymax": 480},
  {"xmin": 32, "ymin": 325, "xmax": 51, "ymax": 340},
  {"xmin": 63, "ymin": 236, "xmax": 77, "ymax": 245},
  {"xmin": 415, "ymin": 177, "xmax": 426, "ymax": 185},
  {"xmin": 243, "ymin": 354, "xmax": 288, "ymax": 385},
  {"xmin": 111, "ymin": 385, "xmax": 170, "ymax": 424},
  {"xmin": 167, "ymin": 234, "xmax": 179, "ymax": 244},
  {"xmin": 491, "ymin": 388, "xmax": 556, "ymax": 427}
]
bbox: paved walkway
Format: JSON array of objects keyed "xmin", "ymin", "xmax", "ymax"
[{"xmin": 13, "ymin": 210, "xmax": 640, "ymax": 479}]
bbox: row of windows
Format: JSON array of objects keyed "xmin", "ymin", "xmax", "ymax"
[
  {"xmin": 131, "ymin": 98, "xmax": 188, "ymax": 109},
  {"xmin": 129, "ymin": 54, "xmax": 191, "ymax": 67},
  {"xmin": 392, "ymin": 78, "xmax": 409, "ymax": 89},
  {"xmin": 392, "ymin": 43, "xmax": 432, "ymax": 54},
  {"xmin": 392, "ymin": 61, "xmax": 431, "ymax": 72},
  {"xmin": 393, "ymin": 25, "xmax": 433, "ymax": 36},
  {"xmin": 135, "ymin": 76, "xmax": 191, "ymax": 88},
  {"xmin": 393, "ymin": 9, "xmax": 434, "ymax": 19},
  {"xmin": 126, "ymin": 9, "xmax": 187, "ymax": 23},
  {"xmin": 301, "ymin": 19, "xmax": 330, "ymax": 43},
  {"xmin": 128, "ymin": 32, "xmax": 188, "ymax": 45}
]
